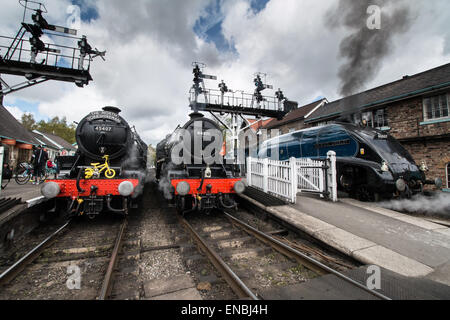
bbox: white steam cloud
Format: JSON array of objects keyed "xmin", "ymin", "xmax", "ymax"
[{"xmin": 379, "ymin": 193, "xmax": 450, "ymax": 217}]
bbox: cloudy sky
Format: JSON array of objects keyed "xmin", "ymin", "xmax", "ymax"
[{"xmin": 1, "ymin": 0, "xmax": 450, "ymax": 145}]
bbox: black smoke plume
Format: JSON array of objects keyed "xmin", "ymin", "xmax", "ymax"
[{"xmin": 326, "ymin": 0, "xmax": 412, "ymax": 97}]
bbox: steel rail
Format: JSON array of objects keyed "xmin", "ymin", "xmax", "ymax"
[
  {"xmin": 224, "ymin": 212, "xmax": 392, "ymax": 301},
  {"xmin": 0, "ymin": 221, "xmax": 70, "ymax": 286},
  {"xmin": 98, "ymin": 218, "xmax": 128, "ymax": 300},
  {"xmin": 179, "ymin": 217, "xmax": 259, "ymax": 300}
]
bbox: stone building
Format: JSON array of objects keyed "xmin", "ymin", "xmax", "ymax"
[
  {"xmin": 0, "ymin": 104, "xmax": 38, "ymax": 168},
  {"xmin": 305, "ymin": 63, "xmax": 450, "ymax": 192},
  {"xmin": 1, "ymin": 104, "xmax": 77, "ymax": 168}
]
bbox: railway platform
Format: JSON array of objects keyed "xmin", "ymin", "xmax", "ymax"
[
  {"xmin": 240, "ymin": 189, "xmax": 450, "ymax": 289},
  {"xmin": 0, "ymin": 182, "xmax": 45, "ymax": 251},
  {"xmin": 1, "ymin": 181, "xmax": 42, "ymax": 203}
]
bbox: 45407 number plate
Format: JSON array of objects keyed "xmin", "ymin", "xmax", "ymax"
[{"xmin": 94, "ymin": 126, "xmax": 113, "ymax": 132}]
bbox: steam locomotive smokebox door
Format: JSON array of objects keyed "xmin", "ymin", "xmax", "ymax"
[
  {"xmin": 76, "ymin": 107, "xmax": 132, "ymax": 162},
  {"xmin": 182, "ymin": 112, "xmax": 221, "ymax": 164}
]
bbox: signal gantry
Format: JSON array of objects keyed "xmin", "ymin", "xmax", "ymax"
[
  {"xmin": 188, "ymin": 63, "xmax": 297, "ymax": 163},
  {"xmin": 0, "ymin": 0, "xmax": 106, "ymax": 99}
]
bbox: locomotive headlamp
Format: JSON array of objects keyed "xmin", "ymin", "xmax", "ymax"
[
  {"xmin": 118, "ymin": 181, "xmax": 135, "ymax": 197},
  {"xmin": 381, "ymin": 161, "xmax": 389, "ymax": 172},
  {"xmin": 176, "ymin": 181, "xmax": 191, "ymax": 196},
  {"xmin": 395, "ymin": 179, "xmax": 407, "ymax": 192},
  {"xmin": 205, "ymin": 166, "xmax": 212, "ymax": 178},
  {"xmin": 419, "ymin": 161, "xmax": 428, "ymax": 172},
  {"xmin": 41, "ymin": 182, "xmax": 61, "ymax": 199},
  {"xmin": 234, "ymin": 181, "xmax": 246, "ymax": 194}
]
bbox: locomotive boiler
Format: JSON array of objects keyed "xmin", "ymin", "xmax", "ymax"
[
  {"xmin": 41, "ymin": 107, "xmax": 148, "ymax": 218},
  {"xmin": 258, "ymin": 123, "xmax": 442, "ymax": 201},
  {"xmin": 156, "ymin": 112, "xmax": 245, "ymax": 214}
]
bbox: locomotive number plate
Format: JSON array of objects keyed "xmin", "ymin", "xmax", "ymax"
[{"xmin": 95, "ymin": 126, "xmax": 113, "ymax": 132}]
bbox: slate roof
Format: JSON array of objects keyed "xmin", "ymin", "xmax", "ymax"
[
  {"xmin": 31, "ymin": 131, "xmax": 60, "ymax": 150},
  {"xmin": 0, "ymin": 105, "xmax": 38, "ymax": 145},
  {"xmin": 246, "ymin": 118, "xmax": 275, "ymax": 131},
  {"xmin": 265, "ymin": 99, "xmax": 326, "ymax": 129},
  {"xmin": 41, "ymin": 132, "xmax": 76, "ymax": 151},
  {"xmin": 306, "ymin": 62, "xmax": 450, "ymax": 123}
]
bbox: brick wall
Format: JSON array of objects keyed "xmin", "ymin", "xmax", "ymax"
[
  {"xmin": 387, "ymin": 96, "xmax": 450, "ymax": 140},
  {"xmin": 402, "ymin": 140, "xmax": 450, "ymax": 189},
  {"xmin": 386, "ymin": 95, "xmax": 450, "ymax": 189}
]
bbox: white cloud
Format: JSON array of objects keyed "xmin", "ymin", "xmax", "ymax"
[
  {"xmin": 2, "ymin": 0, "xmax": 450, "ymax": 146},
  {"xmin": 5, "ymin": 106, "xmax": 25, "ymax": 121}
]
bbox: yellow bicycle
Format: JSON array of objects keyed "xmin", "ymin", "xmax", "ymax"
[{"xmin": 84, "ymin": 155, "xmax": 116, "ymax": 179}]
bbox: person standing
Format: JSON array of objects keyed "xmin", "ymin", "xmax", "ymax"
[{"xmin": 32, "ymin": 146, "xmax": 48, "ymax": 184}]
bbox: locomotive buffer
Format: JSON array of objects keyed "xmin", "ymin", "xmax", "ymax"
[{"xmin": 0, "ymin": 1, "xmax": 105, "ymax": 99}]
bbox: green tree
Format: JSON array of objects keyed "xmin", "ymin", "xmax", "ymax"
[
  {"xmin": 21, "ymin": 114, "xmax": 76, "ymax": 144},
  {"xmin": 21, "ymin": 113, "xmax": 37, "ymax": 130},
  {"xmin": 36, "ymin": 116, "xmax": 76, "ymax": 144}
]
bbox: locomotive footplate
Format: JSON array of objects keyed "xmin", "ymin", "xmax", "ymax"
[{"xmin": 46, "ymin": 179, "xmax": 139, "ymax": 197}]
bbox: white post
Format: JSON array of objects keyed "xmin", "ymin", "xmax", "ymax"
[
  {"xmin": 327, "ymin": 151, "xmax": 338, "ymax": 202},
  {"xmin": 319, "ymin": 164, "xmax": 324, "ymax": 199},
  {"xmin": 263, "ymin": 158, "xmax": 269, "ymax": 193},
  {"xmin": 246, "ymin": 157, "xmax": 252, "ymax": 187},
  {"xmin": 0, "ymin": 146, "xmax": 4, "ymax": 197},
  {"xmin": 289, "ymin": 157, "xmax": 297, "ymax": 204}
]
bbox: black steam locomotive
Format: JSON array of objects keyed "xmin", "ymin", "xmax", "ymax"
[
  {"xmin": 41, "ymin": 107, "xmax": 148, "ymax": 217},
  {"xmin": 156, "ymin": 112, "xmax": 245, "ymax": 214},
  {"xmin": 258, "ymin": 123, "xmax": 442, "ymax": 201}
]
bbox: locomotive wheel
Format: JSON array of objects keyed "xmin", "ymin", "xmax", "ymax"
[
  {"xmin": 105, "ymin": 169, "xmax": 116, "ymax": 179},
  {"xmin": 356, "ymin": 185, "xmax": 375, "ymax": 202}
]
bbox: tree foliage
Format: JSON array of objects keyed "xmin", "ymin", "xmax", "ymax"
[{"xmin": 21, "ymin": 113, "xmax": 76, "ymax": 144}]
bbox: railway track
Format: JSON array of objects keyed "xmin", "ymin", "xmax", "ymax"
[
  {"xmin": 0, "ymin": 216, "xmax": 132, "ymax": 299},
  {"xmin": 98, "ymin": 218, "xmax": 128, "ymax": 300},
  {"xmin": 0, "ymin": 220, "xmax": 71, "ymax": 286},
  {"xmin": 180, "ymin": 211, "xmax": 391, "ymax": 301},
  {"xmin": 0, "ymin": 180, "xmax": 395, "ymax": 300}
]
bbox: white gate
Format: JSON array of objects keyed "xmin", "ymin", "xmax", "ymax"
[{"xmin": 247, "ymin": 151, "xmax": 337, "ymax": 203}]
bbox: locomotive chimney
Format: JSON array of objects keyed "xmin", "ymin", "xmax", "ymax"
[
  {"xmin": 103, "ymin": 106, "xmax": 121, "ymax": 114},
  {"xmin": 189, "ymin": 112, "xmax": 204, "ymax": 119}
]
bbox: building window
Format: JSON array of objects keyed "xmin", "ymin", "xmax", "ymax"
[
  {"xmin": 351, "ymin": 109, "xmax": 388, "ymax": 129},
  {"xmin": 374, "ymin": 109, "xmax": 389, "ymax": 128},
  {"xmin": 423, "ymin": 94, "xmax": 449, "ymax": 121},
  {"xmin": 289, "ymin": 128, "xmax": 295, "ymax": 133}
]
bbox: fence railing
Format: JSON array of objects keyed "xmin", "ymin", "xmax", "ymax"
[
  {"xmin": 246, "ymin": 151, "xmax": 337, "ymax": 203},
  {"xmin": 190, "ymin": 88, "xmax": 284, "ymax": 111},
  {"xmin": 0, "ymin": 35, "xmax": 93, "ymax": 71}
]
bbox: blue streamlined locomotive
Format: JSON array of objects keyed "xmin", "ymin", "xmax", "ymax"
[{"xmin": 258, "ymin": 123, "xmax": 442, "ymax": 201}]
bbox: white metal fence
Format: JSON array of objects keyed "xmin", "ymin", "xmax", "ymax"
[{"xmin": 246, "ymin": 151, "xmax": 337, "ymax": 203}]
